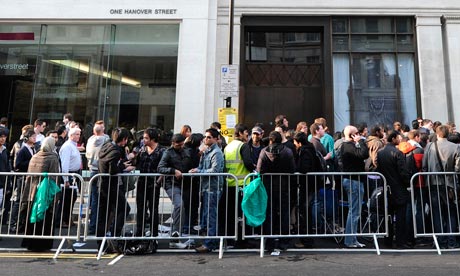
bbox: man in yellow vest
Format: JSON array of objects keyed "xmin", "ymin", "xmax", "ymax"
[{"xmin": 219, "ymin": 123, "xmax": 255, "ymax": 248}]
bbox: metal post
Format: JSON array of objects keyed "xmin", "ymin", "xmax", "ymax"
[{"xmin": 226, "ymin": 0, "xmax": 234, "ymax": 108}]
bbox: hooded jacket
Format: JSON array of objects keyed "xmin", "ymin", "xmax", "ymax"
[
  {"xmin": 399, "ymin": 140, "xmax": 425, "ymax": 188},
  {"xmin": 366, "ymin": 135, "xmax": 384, "ymax": 171},
  {"xmin": 98, "ymin": 141, "xmax": 126, "ymax": 192},
  {"xmin": 257, "ymin": 144, "xmax": 295, "ymax": 174}
]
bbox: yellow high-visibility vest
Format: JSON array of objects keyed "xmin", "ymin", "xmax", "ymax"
[{"xmin": 224, "ymin": 139, "xmax": 251, "ymax": 187}]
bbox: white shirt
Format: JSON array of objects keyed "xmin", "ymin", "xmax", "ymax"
[
  {"xmin": 35, "ymin": 133, "xmax": 45, "ymax": 144},
  {"xmin": 59, "ymin": 140, "xmax": 82, "ymax": 182},
  {"xmin": 24, "ymin": 143, "xmax": 35, "ymax": 156}
]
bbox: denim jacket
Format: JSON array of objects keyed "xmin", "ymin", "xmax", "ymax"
[{"xmin": 197, "ymin": 143, "xmax": 224, "ymax": 191}]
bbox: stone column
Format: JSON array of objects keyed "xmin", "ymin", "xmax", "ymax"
[
  {"xmin": 416, "ymin": 15, "xmax": 449, "ymax": 122},
  {"xmin": 442, "ymin": 16, "xmax": 460, "ymax": 125}
]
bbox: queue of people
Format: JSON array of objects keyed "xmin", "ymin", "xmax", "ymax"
[{"xmin": 0, "ymin": 114, "xmax": 459, "ymax": 254}]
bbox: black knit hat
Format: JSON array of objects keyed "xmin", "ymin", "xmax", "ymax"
[{"xmin": 0, "ymin": 126, "xmax": 9, "ymax": 137}]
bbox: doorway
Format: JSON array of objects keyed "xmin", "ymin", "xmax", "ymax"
[{"xmin": 240, "ymin": 17, "xmax": 332, "ymax": 131}]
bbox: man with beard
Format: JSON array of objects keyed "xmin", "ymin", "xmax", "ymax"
[{"xmin": 158, "ymin": 133, "xmax": 192, "ymax": 248}]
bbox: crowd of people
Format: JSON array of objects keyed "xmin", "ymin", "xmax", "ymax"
[{"xmin": 0, "ymin": 114, "xmax": 459, "ymax": 253}]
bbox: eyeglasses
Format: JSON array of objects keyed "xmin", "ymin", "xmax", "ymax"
[{"xmin": 205, "ymin": 136, "xmax": 214, "ymax": 139}]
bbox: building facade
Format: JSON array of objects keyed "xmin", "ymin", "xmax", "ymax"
[{"xmin": 1, "ymin": 1, "xmax": 460, "ymax": 140}]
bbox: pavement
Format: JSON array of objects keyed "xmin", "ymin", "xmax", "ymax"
[{"xmin": 0, "ymin": 249, "xmax": 459, "ymax": 276}]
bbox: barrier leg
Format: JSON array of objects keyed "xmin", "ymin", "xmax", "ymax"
[
  {"xmin": 53, "ymin": 238, "xmax": 66, "ymax": 259},
  {"xmin": 97, "ymin": 237, "xmax": 107, "ymax": 260},
  {"xmin": 432, "ymin": 234, "xmax": 441, "ymax": 255},
  {"xmin": 219, "ymin": 237, "xmax": 224, "ymax": 259},
  {"xmin": 260, "ymin": 237, "xmax": 264, "ymax": 258},
  {"xmin": 373, "ymin": 234, "xmax": 380, "ymax": 255}
]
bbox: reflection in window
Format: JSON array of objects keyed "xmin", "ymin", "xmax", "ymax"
[
  {"xmin": 246, "ymin": 31, "xmax": 321, "ymax": 64},
  {"xmin": 0, "ymin": 24, "xmax": 179, "ymax": 141},
  {"xmin": 333, "ymin": 16, "xmax": 417, "ymax": 131}
]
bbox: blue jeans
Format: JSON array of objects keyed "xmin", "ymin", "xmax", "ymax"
[
  {"xmin": 406, "ymin": 187, "xmax": 428, "ymax": 238},
  {"xmin": 311, "ymin": 192, "xmax": 324, "ymax": 233},
  {"xmin": 89, "ymin": 171, "xmax": 98, "ymax": 233},
  {"xmin": 343, "ymin": 178, "xmax": 364, "ymax": 246},
  {"xmin": 430, "ymin": 186, "xmax": 458, "ymax": 247},
  {"xmin": 200, "ymin": 190, "xmax": 222, "ymax": 250}
]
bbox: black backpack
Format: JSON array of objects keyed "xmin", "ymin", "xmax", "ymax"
[
  {"xmin": 107, "ymin": 239, "xmax": 157, "ymax": 255},
  {"xmin": 405, "ymin": 151, "xmax": 418, "ymax": 177},
  {"xmin": 334, "ymin": 142, "xmax": 344, "ymax": 172},
  {"xmin": 106, "ymin": 230, "xmax": 158, "ymax": 255},
  {"xmin": 315, "ymin": 150, "xmax": 328, "ymax": 172}
]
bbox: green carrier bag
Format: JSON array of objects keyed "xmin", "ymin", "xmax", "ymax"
[{"xmin": 241, "ymin": 173, "xmax": 267, "ymax": 227}]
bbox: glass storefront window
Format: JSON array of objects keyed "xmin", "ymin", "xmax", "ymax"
[
  {"xmin": 332, "ymin": 16, "xmax": 417, "ymax": 131},
  {"xmin": 0, "ymin": 25, "xmax": 41, "ymax": 139},
  {"xmin": 0, "ymin": 24, "xmax": 179, "ymax": 143}
]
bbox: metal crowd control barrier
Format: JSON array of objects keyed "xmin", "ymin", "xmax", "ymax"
[
  {"xmin": 410, "ymin": 172, "xmax": 460, "ymax": 255},
  {"xmin": 242, "ymin": 172, "xmax": 388, "ymax": 257},
  {"xmin": 0, "ymin": 172, "xmax": 85, "ymax": 259},
  {"xmin": 84, "ymin": 173, "xmax": 239, "ymax": 259}
]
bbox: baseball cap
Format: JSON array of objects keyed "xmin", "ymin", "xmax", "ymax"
[{"xmin": 251, "ymin": 126, "xmax": 263, "ymax": 135}]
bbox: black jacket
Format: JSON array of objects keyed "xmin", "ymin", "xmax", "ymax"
[
  {"xmin": 157, "ymin": 147, "xmax": 193, "ymax": 189},
  {"xmin": 341, "ymin": 139, "xmax": 369, "ymax": 181},
  {"xmin": 98, "ymin": 141, "xmax": 126, "ymax": 192},
  {"xmin": 296, "ymin": 143, "xmax": 319, "ymax": 192},
  {"xmin": 257, "ymin": 144, "xmax": 295, "ymax": 174},
  {"xmin": 15, "ymin": 145, "xmax": 34, "ymax": 172},
  {"xmin": 377, "ymin": 143, "xmax": 410, "ymax": 205},
  {"xmin": 295, "ymin": 143, "xmax": 317, "ymax": 173},
  {"xmin": 0, "ymin": 147, "xmax": 10, "ymax": 189}
]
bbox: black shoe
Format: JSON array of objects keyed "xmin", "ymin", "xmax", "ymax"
[
  {"xmin": 9, "ymin": 225, "xmax": 17, "ymax": 233},
  {"xmin": 396, "ymin": 243, "xmax": 413, "ymax": 249},
  {"xmin": 195, "ymin": 245, "xmax": 211, "ymax": 253}
]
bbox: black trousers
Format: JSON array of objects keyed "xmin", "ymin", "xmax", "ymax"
[{"xmin": 135, "ymin": 178, "xmax": 159, "ymax": 237}]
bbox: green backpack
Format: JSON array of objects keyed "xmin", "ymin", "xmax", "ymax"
[{"xmin": 241, "ymin": 174, "xmax": 267, "ymax": 227}]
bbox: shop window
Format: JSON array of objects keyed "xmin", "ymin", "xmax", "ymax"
[
  {"xmin": 0, "ymin": 24, "xmax": 179, "ymax": 142},
  {"xmin": 333, "ymin": 16, "xmax": 417, "ymax": 131}
]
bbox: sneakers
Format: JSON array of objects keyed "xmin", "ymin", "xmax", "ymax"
[
  {"xmin": 345, "ymin": 242, "xmax": 366, "ymax": 248},
  {"xmin": 169, "ymin": 231, "xmax": 187, "ymax": 249},
  {"xmin": 183, "ymin": 239, "xmax": 196, "ymax": 248}
]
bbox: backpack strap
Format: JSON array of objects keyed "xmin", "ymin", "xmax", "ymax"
[{"xmin": 434, "ymin": 141, "xmax": 444, "ymax": 172}]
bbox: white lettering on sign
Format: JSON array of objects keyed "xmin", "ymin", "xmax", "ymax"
[{"xmin": 0, "ymin": 63, "xmax": 29, "ymax": 70}]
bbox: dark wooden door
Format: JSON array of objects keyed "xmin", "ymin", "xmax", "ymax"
[{"xmin": 242, "ymin": 63, "xmax": 324, "ymax": 131}]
